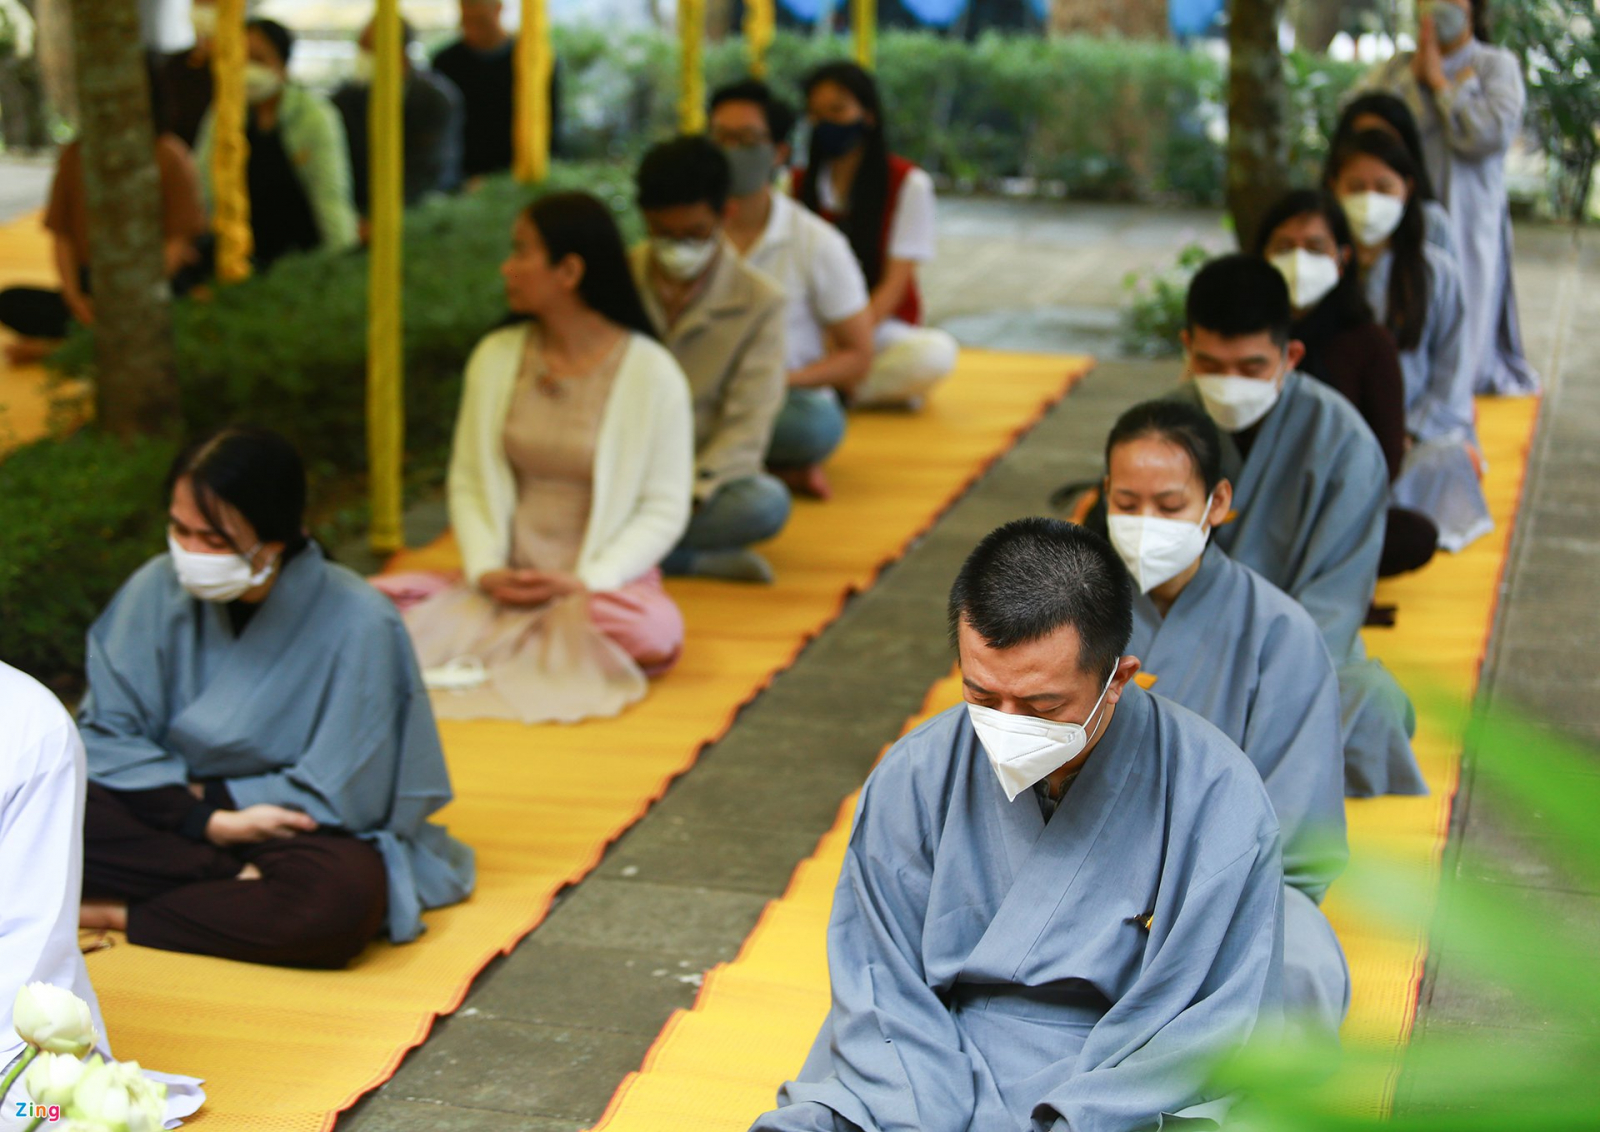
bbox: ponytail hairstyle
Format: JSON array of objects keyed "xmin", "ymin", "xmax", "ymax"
[
  {"xmin": 797, "ymin": 61, "xmax": 892, "ymax": 289},
  {"xmin": 1328, "ymin": 92, "xmax": 1439, "ymax": 202},
  {"xmin": 1329, "ymin": 130, "xmax": 1429, "ymax": 352},
  {"xmin": 523, "ymin": 191, "xmax": 658, "ymax": 341},
  {"xmin": 1104, "ymin": 399, "xmax": 1226, "ymax": 496},
  {"xmin": 1254, "ymin": 187, "xmax": 1375, "ymax": 329},
  {"xmin": 167, "ymin": 426, "xmax": 310, "ymax": 558}
]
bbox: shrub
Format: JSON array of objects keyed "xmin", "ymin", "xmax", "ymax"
[{"xmin": 0, "ymin": 431, "xmax": 176, "ymax": 684}]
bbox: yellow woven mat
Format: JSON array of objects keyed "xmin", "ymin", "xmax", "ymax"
[
  {"xmin": 0, "ymin": 209, "xmax": 93, "ymax": 455},
  {"xmin": 591, "ymin": 395, "xmax": 1541, "ymax": 1132},
  {"xmin": 81, "ymin": 349, "xmax": 1092, "ymax": 1130}
]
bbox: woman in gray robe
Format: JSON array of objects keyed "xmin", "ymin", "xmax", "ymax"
[
  {"xmin": 1330, "ymin": 129, "xmax": 1493, "ymax": 553},
  {"xmin": 1100, "ymin": 400, "xmax": 1350, "ymax": 1040},
  {"xmin": 1360, "ymin": 0, "xmax": 1540, "ymax": 395},
  {"xmin": 78, "ymin": 428, "xmax": 474, "ymax": 968}
]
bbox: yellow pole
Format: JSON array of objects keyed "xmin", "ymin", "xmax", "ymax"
[
  {"xmin": 366, "ymin": 0, "xmax": 405, "ymax": 554},
  {"xmin": 747, "ymin": 0, "xmax": 775, "ymax": 78},
  {"xmin": 210, "ymin": 0, "xmax": 252, "ymax": 282},
  {"xmin": 513, "ymin": 0, "xmax": 552, "ymax": 183},
  {"xmin": 853, "ymin": 0, "xmax": 875, "ymax": 70},
  {"xmin": 679, "ymin": 0, "xmax": 706, "ymax": 134}
]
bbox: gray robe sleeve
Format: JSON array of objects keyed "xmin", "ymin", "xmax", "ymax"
[
  {"xmin": 1036, "ymin": 837, "xmax": 1284, "ymax": 1132},
  {"xmin": 1408, "ymin": 249, "xmax": 1475, "ymax": 443},
  {"xmin": 1431, "ymin": 50, "xmax": 1525, "ymax": 161},
  {"xmin": 1246, "ymin": 612, "xmax": 1348, "ymax": 903},
  {"xmin": 753, "ymin": 755, "xmax": 977, "ymax": 1132},
  {"xmin": 1287, "ymin": 447, "xmax": 1386, "ymax": 665}
]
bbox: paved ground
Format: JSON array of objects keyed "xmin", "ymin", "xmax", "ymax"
[{"xmin": 326, "ymin": 200, "xmax": 1594, "ymax": 1130}]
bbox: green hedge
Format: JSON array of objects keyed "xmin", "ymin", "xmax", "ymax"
[{"xmin": 552, "ymin": 28, "xmax": 1364, "ymax": 203}]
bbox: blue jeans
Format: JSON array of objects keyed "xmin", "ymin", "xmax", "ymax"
[
  {"xmin": 766, "ymin": 388, "xmax": 846, "ymax": 468},
  {"xmin": 661, "ymin": 473, "xmax": 793, "ymax": 573}
]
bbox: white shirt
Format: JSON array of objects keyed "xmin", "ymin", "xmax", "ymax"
[
  {"xmin": 0, "ymin": 662, "xmax": 106, "ymax": 1108},
  {"xmin": 816, "ymin": 162, "xmax": 938, "ymax": 263},
  {"xmin": 743, "ymin": 192, "xmax": 870, "ymax": 373}
]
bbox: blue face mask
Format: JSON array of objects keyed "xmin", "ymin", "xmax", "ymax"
[
  {"xmin": 811, "ymin": 119, "xmax": 867, "ymax": 160},
  {"xmin": 1425, "ymin": 0, "xmax": 1469, "ymax": 46}
]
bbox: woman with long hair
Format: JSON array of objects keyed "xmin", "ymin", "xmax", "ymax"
[
  {"xmin": 1355, "ymin": 0, "xmax": 1538, "ymax": 395},
  {"xmin": 77, "ymin": 426, "xmax": 474, "ymax": 967},
  {"xmin": 1328, "ymin": 132, "xmax": 1491, "ymax": 554},
  {"xmin": 1255, "ymin": 187, "xmax": 1438, "ymax": 576},
  {"xmin": 796, "ymin": 61, "xmax": 957, "ymax": 409},
  {"xmin": 1327, "ymin": 92, "xmax": 1454, "ymax": 258},
  {"xmin": 393, "ymin": 191, "xmax": 695, "ymax": 723}
]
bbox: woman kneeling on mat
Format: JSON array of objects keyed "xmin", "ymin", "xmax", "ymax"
[
  {"xmin": 78, "ymin": 427, "xmax": 474, "ymax": 969},
  {"xmin": 395, "ymin": 191, "xmax": 694, "ymax": 723}
]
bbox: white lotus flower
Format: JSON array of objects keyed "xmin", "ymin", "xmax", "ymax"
[{"xmin": 11, "ymin": 983, "xmax": 96, "ymax": 1056}]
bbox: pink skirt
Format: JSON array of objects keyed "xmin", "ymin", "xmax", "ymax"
[{"xmin": 374, "ymin": 569, "xmax": 683, "ymax": 724}]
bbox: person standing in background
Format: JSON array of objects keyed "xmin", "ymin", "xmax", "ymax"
[
  {"xmin": 159, "ymin": 0, "xmax": 217, "ymax": 148},
  {"xmin": 1358, "ymin": 0, "xmax": 1539, "ymax": 395},
  {"xmin": 334, "ymin": 15, "xmax": 463, "ymax": 225},
  {"xmin": 432, "ymin": 0, "xmax": 561, "ymax": 183}
]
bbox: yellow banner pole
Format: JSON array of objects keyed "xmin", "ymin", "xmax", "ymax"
[
  {"xmin": 513, "ymin": 0, "xmax": 551, "ymax": 183},
  {"xmin": 747, "ymin": 0, "xmax": 775, "ymax": 78},
  {"xmin": 210, "ymin": 0, "xmax": 252, "ymax": 282},
  {"xmin": 366, "ymin": 0, "xmax": 405, "ymax": 554},
  {"xmin": 679, "ymin": 0, "xmax": 706, "ymax": 134},
  {"xmin": 853, "ymin": 0, "xmax": 876, "ymax": 70}
]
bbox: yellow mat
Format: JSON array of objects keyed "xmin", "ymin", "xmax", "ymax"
[
  {"xmin": 79, "ymin": 349, "xmax": 1091, "ymax": 1130},
  {"xmin": 590, "ymin": 395, "xmax": 1542, "ymax": 1132}
]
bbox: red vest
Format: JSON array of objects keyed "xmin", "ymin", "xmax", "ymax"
[{"xmin": 802, "ymin": 154, "xmax": 923, "ymax": 327}]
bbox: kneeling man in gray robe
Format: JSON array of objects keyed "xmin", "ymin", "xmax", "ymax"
[{"xmin": 752, "ymin": 519, "xmax": 1284, "ymax": 1132}]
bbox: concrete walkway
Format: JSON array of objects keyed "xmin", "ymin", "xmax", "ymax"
[{"xmin": 333, "ymin": 201, "xmax": 1593, "ymax": 1131}]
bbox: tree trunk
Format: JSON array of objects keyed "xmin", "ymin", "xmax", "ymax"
[
  {"xmin": 1049, "ymin": 0, "xmax": 1168, "ymax": 39},
  {"xmin": 1226, "ymin": 0, "xmax": 1289, "ymax": 253},
  {"xmin": 705, "ymin": 0, "xmax": 735, "ymax": 39},
  {"xmin": 68, "ymin": 0, "xmax": 179, "ymax": 437}
]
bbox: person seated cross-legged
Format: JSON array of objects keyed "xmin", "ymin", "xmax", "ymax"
[
  {"xmin": 752, "ymin": 519, "xmax": 1284, "ymax": 1132},
  {"xmin": 78, "ymin": 427, "xmax": 474, "ymax": 968},
  {"xmin": 630, "ymin": 135, "xmax": 791, "ymax": 583}
]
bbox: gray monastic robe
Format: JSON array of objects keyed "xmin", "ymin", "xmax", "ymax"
[
  {"xmin": 78, "ymin": 544, "xmax": 475, "ymax": 944},
  {"xmin": 751, "ymin": 687, "xmax": 1284, "ymax": 1132},
  {"xmin": 1362, "ymin": 40, "xmax": 1540, "ymax": 395},
  {"xmin": 1173, "ymin": 373, "xmax": 1426, "ymax": 797},
  {"xmin": 1365, "ymin": 243, "xmax": 1493, "ymax": 552},
  {"xmin": 1129, "ymin": 544, "xmax": 1350, "ymax": 1034}
]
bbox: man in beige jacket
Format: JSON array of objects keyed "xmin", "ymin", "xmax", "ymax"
[{"xmin": 631, "ymin": 136, "xmax": 792, "ymax": 583}]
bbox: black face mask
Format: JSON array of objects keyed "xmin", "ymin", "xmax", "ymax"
[{"xmin": 811, "ymin": 119, "xmax": 867, "ymax": 160}]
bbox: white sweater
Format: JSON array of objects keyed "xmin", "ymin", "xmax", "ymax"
[{"xmin": 448, "ymin": 324, "xmax": 694, "ymax": 592}]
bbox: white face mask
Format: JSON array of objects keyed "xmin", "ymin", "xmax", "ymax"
[
  {"xmin": 966, "ymin": 665, "xmax": 1118, "ymax": 802},
  {"xmin": 1423, "ymin": 0, "xmax": 1470, "ymax": 46},
  {"xmin": 651, "ymin": 236, "xmax": 718, "ymax": 283},
  {"xmin": 351, "ymin": 51, "xmax": 375, "ymax": 85},
  {"xmin": 167, "ymin": 533, "xmax": 278, "ymax": 602},
  {"xmin": 1108, "ymin": 492, "xmax": 1214, "ymax": 594},
  {"xmin": 1269, "ymin": 248, "xmax": 1341, "ymax": 311},
  {"xmin": 191, "ymin": 4, "xmax": 218, "ymax": 40},
  {"xmin": 1339, "ymin": 191, "xmax": 1405, "ymax": 248},
  {"xmin": 244, "ymin": 62, "xmax": 284, "ymax": 105},
  {"xmin": 1192, "ymin": 359, "xmax": 1286, "ymax": 433}
]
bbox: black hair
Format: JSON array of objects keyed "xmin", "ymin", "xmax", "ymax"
[
  {"xmin": 1328, "ymin": 129, "xmax": 1429, "ymax": 352},
  {"xmin": 167, "ymin": 426, "xmax": 309, "ymax": 557},
  {"xmin": 1327, "ymin": 92, "xmax": 1438, "ymax": 202},
  {"xmin": 246, "ymin": 17, "xmax": 294, "ymax": 68},
  {"xmin": 1471, "ymin": 0, "xmax": 1493, "ymax": 42},
  {"xmin": 797, "ymin": 61, "xmax": 892, "ymax": 289},
  {"xmin": 708, "ymin": 78, "xmax": 797, "ymax": 147},
  {"xmin": 947, "ymin": 518, "xmax": 1133, "ymax": 683},
  {"xmin": 1254, "ymin": 187, "xmax": 1375, "ymax": 328},
  {"xmin": 636, "ymin": 135, "xmax": 731, "ymax": 215},
  {"xmin": 524, "ymin": 191, "xmax": 659, "ymax": 340},
  {"xmin": 1184, "ymin": 254, "xmax": 1293, "ymax": 348},
  {"xmin": 1104, "ymin": 399, "xmax": 1225, "ymax": 495}
]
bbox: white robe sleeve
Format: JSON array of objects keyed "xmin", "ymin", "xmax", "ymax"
[{"xmin": 1430, "ymin": 52, "xmax": 1525, "ymax": 161}]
